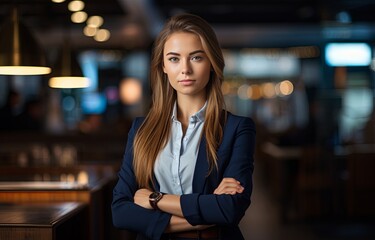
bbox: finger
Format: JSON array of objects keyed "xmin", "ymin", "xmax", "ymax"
[
  {"xmin": 222, "ymin": 178, "xmax": 238, "ymax": 184},
  {"xmin": 222, "ymin": 179, "xmax": 243, "ymax": 189},
  {"xmin": 214, "ymin": 183, "xmax": 244, "ymax": 194},
  {"xmin": 214, "ymin": 178, "xmax": 244, "ymax": 194}
]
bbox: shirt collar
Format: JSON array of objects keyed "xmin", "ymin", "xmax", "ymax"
[
  {"xmin": 171, "ymin": 101, "xmax": 207, "ymax": 122},
  {"xmin": 194, "ymin": 102, "xmax": 207, "ymax": 122}
]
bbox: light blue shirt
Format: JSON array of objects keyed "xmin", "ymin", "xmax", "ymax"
[{"xmin": 154, "ymin": 102, "xmax": 206, "ymax": 195}]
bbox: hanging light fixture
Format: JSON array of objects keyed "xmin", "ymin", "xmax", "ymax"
[
  {"xmin": 0, "ymin": 7, "xmax": 51, "ymax": 75},
  {"xmin": 49, "ymin": 40, "xmax": 89, "ymax": 89}
]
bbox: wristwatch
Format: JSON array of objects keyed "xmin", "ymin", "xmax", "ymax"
[{"xmin": 149, "ymin": 191, "xmax": 163, "ymax": 210}]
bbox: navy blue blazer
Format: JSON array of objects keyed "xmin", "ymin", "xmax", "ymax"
[{"xmin": 112, "ymin": 112, "xmax": 256, "ymax": 240}]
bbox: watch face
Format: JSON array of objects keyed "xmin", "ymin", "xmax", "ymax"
[
  {"xmin": 150, "ymin": 192, "xmax": 160, "ymax": 200},
  {"xmin": 149, "ymin": 192, "xmax": 163, "ymax": 210}
]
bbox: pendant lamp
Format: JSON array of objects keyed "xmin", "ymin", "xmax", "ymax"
[
  {"xmin": 48, "ymin": 40, "xmax": 89, "ymax": 88},
  {"xmin": 0, "ymin": 7, "xmax": 51, "ymax": 75}
]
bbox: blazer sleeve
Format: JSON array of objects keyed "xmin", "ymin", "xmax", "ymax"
[
  {"xmin": 112, "ymin": 118, "xmax": 171, "ymax": 240},
  {"xmin": 180, "ymin": 116, "xmax": 255, "ymax": 226}
]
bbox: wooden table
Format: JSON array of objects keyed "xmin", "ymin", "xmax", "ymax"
[
  {"xmin": 0, "ymin": 163, "xmax": 119, "ymax": 240},
  {"xmin": 0, "ymin": 202, "xmax": 88, "ymax": 240}
]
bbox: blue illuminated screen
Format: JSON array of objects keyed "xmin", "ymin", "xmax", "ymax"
[
  {"xmin": 325, "ymin": 43, "xmax": 372, "ymax": 67},
  {"xmin": 81, "ymin": 92, "xmax": 107, "ymax": 114}
]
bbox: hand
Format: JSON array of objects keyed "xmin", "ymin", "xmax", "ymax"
[
  {"xmin": 213, "ymin": 178, "xmax": 244, "ymax": 195},
  {"xmin": 134, "ymin": 188, "xmax": 153, "ymax": 209}
]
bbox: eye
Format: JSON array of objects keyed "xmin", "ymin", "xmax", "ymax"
[
  {"xmin": 191, "ymin": 56, "xmax": 202, "ymax": 61},
  {"xmin": 168, "ymin": 57, "xmax": 179, "ymax": 62}
]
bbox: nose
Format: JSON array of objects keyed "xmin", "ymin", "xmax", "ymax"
[{"xmin": 181, "ymin": 59, "xmax": 192, "ymax": 75}]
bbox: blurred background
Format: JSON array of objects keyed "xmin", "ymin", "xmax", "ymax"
[{"xmin": 0, "ymin": 0, "xmax": 375, "ymax": 239}]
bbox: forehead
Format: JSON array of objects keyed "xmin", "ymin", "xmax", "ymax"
[{"xmin": 163, "ymin": 32, "xmax": 204, "ymax": 53}]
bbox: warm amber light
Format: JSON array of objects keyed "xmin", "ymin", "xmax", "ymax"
[
  {"xmin": 49, "ymin": 77, "xmax": 90, "ymax": 88},
  {"xmin": 71, "ymin": 11, "xmax": 87, "ymax": 23},
  {"xmin": 52, "ymin": 0, "xmax": 65, "ymax": 3},
  {"xmin": 221, "ymin": 81, "xmax": 230, "ymax": 95},
  {"xmin": 94, "ymin": 29, "xmax": 110, "ymax": 42},
  {"xmin": 248, "ymin": 85, "xmax": 262, "ymax": 100},
  {"xmin": 68, "ymin": 0, "xmax": 85, "ymax": 12},
  {"xmin": 0, "ymin": 66, "xmax": 51, "ymax": 75},
  {"xmin": 262, "ymin": 82, "xmax": 276, "ymax": 98},
  {"xmin": 77, "ymin": 171, "xmax": 89, "ymax": 185},
  {"xmin": 278, "ymin": 80, "xmax": 294, "ymax": 96},
  {"xmin": 83, "ymin": 25, "xmax": 97, "ymax": 37},
  {"xmin": 120, "ymin": 78, "xmax": 142, "ymax": 104},
  {"xmin": 87, "ymin": 16, "xmax": 103, "ymax": 28}
]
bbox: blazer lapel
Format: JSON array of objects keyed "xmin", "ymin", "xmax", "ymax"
[{"xmin": 192, "ymin": 136, "xmax": 209, "ymax": 193}]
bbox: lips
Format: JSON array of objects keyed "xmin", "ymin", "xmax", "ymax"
[{"xmin": 178, "ymin": 79, "xmax": 195, "ymax": 86}]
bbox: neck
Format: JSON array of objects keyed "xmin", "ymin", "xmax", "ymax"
[{"xmin": 176, "ymin": 95, "xmax": 206, "ymax": 123}]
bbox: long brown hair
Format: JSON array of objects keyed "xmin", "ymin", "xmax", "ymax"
[{"xmin": 133, "ymin": 13, "xmax": 226, "ymax": 189}]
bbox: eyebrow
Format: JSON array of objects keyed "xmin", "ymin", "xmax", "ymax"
[{"xmin": 165, "ymin": 50, "xmax": 205, "ymax": 56}]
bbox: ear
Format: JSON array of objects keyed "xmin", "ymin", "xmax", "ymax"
[{"xmin": 162, "ymin": 62, "xmax": 167, "ymax": 73}]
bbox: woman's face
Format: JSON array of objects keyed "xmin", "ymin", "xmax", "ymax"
[{"xmin": 163, "ymin": 32, "xmax": 211, "ymax": 99}]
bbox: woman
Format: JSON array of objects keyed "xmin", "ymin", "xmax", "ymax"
[{"xmin": 112, "ymin": 13, "xmax": 256, "ymax": 240}]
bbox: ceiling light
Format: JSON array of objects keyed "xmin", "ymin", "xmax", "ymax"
[
  {"xmin": 68, "ymin": 0, "xmax": 85, "ymax": 12},
  {"xmin": 52, "ymin": 0, "xmax": 66, "ymax": 3},
  {"xmin": 94, "ymin": 29, "xmax": 110, "ymax": 42},
  {"xmin": 71, "ymin": 11, "xmax": 87, "ymax": 23},
  {"xmin": 49, "ymin": 41, "xmax": 89, "ymax": 89},
  {"xmin": 49, "ymin": 77, "xmax": 89, "ymax": 88},
  {"xmin": 87, "ymin": 16, "xmax": 103, "ymax": 28},
  {"xmin": 83, "ymin": 25, "xmax": 97, "ymax": 37},
  {"xmin": 0, "ymin": 7, "xmax": 51, "ymax": 75},
  {"xmin": 49, "ymin": 75, "xmax": 89, "ymax": 89}
]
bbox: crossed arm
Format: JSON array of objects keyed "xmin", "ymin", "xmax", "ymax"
[
  {"xmin": 133, "ymin": 177, "xmax": 244, "ymax": 233},
  {"xmin": 112, "ymin": 116, "xmax": 255, "ymax": 238}
]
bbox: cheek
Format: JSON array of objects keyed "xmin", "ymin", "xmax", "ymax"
[
  {"xmin": 163, "ymin": 63, "xmax": 176, "ymax": 76},
  {"xmin": 200, "ymin": 67, "xmax": 212, "ymax": 83},
  {"xmin": 167, "ymin": 76, "xmax": 178, "ymax": 91}
]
